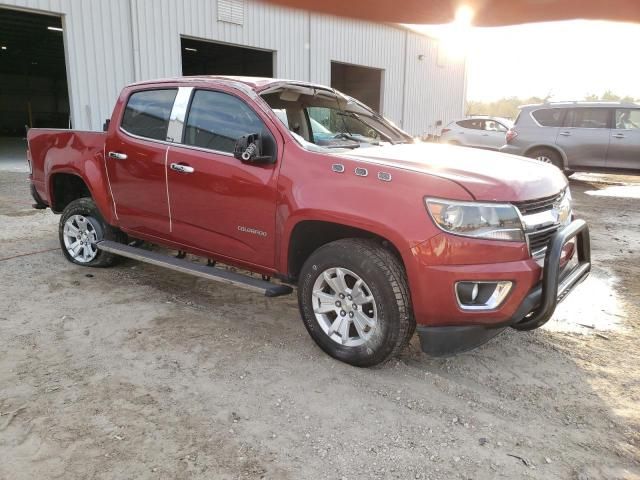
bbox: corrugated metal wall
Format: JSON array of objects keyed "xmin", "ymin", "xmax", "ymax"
[
  {"xmin": 0, "ymin": 0, "xmax": 466, "ymax": 134},
  {"xmin": 403, "ymin": 32, "xmax": 467, "ymax": 136}
]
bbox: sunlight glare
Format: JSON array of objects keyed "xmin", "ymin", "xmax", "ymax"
[{"xmin": 431, "ymin": 4, "xmax": 474, "ymax": 63}]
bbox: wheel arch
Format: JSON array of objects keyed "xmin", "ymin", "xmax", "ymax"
[
  {"xmin": 523, "ymin": 144, "xmax": 568, "ymax": 168},
  {"xmin": 47, "ymin": 166, "xmax": 116, "ymax": 224},
  {"xmin": 49, "ymin": 172, "xmax": 92, "ymax": 213},
  {"xmin": 284, "ymin": 219, "xmax": 407, "ymax": 282}
]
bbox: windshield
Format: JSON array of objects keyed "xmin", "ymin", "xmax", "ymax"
[{"xmin": 261, "ymin": 85, "xmax": 413, "ymax": 150}]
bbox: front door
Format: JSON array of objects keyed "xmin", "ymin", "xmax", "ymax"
[
  {"xmin": 105, "ymin": 88, "xmax": 177, "ymax": 238},
  {"xmin": 482, "ymin": 119, "xmax": 508, "ymax": 150},
  {"xmin": 555, "ymin": 107, "xmax": 611, "ymax": 169},
  {"xmin": 607, "ymin": 108, "xmax": 640, "ymax": 171},
  {"xmin": 167, "ymin": 89, "xmax": 280, "ymax": 269}
]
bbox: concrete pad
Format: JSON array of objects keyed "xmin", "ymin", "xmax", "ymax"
[{"xmin": 0, "ymin": 137, "xmax": 29, "ymax": 173}]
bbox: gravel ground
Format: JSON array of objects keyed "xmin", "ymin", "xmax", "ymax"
[{"xmin": 0, "ymin": 169, "xmax": 638, "ymax": 480}]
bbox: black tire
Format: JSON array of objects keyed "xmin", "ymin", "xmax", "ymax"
[
  {"xmin": 58, "ymin": 197, "xmax": 125, "ymax": 267},
  {"xmin": 526, "ymin": 148, "xmax": 564, "ymax": 170},
  {"xmin": 297, "ymin": 238, "xmax": 415, "ymax": 367}
]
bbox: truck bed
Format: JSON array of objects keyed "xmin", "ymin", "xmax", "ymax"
[{"xmin": 27, "ymin": 129, "xmax": 107, "ymax": 206}]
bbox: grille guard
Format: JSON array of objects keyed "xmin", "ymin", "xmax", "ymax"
[{"xmin": 512, "ymin": 219, "xmax": 591, "ymax": 331}]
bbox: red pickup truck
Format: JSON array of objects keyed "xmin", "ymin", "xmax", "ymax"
[{"xmin": 27, "ymin": 76, "xmax": 591, "ymax": 366}]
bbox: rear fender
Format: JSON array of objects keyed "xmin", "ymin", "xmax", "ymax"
[{"xmin": 42, "ymin": 134, "xmax": 115, "ymax": 223}]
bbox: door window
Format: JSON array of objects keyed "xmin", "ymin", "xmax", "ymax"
[
  {"xmin": 615, "ymin": 109, "xmax": 640, "ymax": 129},
  {"xmin": 183, "ymin": 90, "xmax": 271, "ymax": 154},
  {"xmin": 457, "ymin": 119, "xmax": 484, "ymax": 130},
  {"xmin": 531, "ymin": 108, "xmax": 565, "ymax": 127},
  {"xmin": 565, "ymin": 108, "xmax": 611, "ymax": 129},
  {"xmin": 484, "ymin": 120, "xmax": 507, "ymax": 132},
  {"xmin": 121, "ymin": 89, "xmax": 178, "ymax": 141}
]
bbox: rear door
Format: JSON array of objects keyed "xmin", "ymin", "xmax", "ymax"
[
  {"xmin": 555, "ymin": 107, "xmax": 611, "ymax": 168},
  {"xmin": 105, "ymin": 88, "xmax": 177, "ymax": 237},
  {"xmin": 167, "ymin": 88, "xmax": 281, "ymax": 268},
  {"xmin": 607, "ymin": 108, "xmax": 640, "ymax": 171}
]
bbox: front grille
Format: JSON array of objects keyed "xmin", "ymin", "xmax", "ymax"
[
  {"xmin": 513, "ymin": 190, "xmax": 566, "ymax": 257},
  {"xmin": 513, "ymin": 191, "xmax": 563, "ymax": 216},
  {"xmin": 527, "ymin": 225, "xmax": 559, "ymax": 254}
]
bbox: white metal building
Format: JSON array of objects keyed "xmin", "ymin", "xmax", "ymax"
[{"xmin": 0, "ymin": 0, "xmax": 466, "ymax": 137}]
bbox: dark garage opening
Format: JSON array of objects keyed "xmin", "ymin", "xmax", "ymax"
[
  {"xmin": 0, "ymin": 8, "xmax": 70, "ymax": 137},
  {"xmin": 331, "ymin": 62, "xmax": 383, "ymax": 112},
  {"xmin": 181, "ymin": 37, "xmax": 273, "ymax": 77}
]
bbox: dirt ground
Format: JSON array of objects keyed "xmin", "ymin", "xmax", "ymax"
[{"xmin": 0, "ymin": 168, "xmax": 638, "ymax": 480}]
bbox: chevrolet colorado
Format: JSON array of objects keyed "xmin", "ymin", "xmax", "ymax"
[{"xmin": 27, "ymin": 76, "xmax": 591, "ymax": 366}]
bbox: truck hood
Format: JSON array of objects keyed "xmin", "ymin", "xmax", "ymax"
[{"xmin": 337, "ymin": 142, "xmax": 567, "ymax": 201}]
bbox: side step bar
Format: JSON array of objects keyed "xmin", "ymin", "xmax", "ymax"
[{"xmin": 97, "ymin": 240, "xmax": 293, "ymax": 298}]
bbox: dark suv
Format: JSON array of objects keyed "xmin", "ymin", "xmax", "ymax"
[{"xmin": 500, "ymin": 102, "xmax": 640, "ymax": 174}]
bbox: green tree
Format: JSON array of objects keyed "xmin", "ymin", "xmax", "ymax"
[{"xmin": 466, "ymin": 92, "xmax": 639, "ymax": 119}]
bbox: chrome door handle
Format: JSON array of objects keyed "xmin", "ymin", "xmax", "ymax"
[
  {"xmin": 559, "ymin": 131, "xmax": 571, "ymax": 136},
  {"xmin": 170, "ymin": 163, "xmax": 194, "ymax": 174},
  {"xmin": 108, "ymin": 151, "xmax": 128, "ymax": 160},
  {"xmin": 613, "ymin": 133, "xmax": 625, "ymax": 139}
]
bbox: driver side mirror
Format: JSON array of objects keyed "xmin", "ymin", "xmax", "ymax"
[{"xmin": 233, "ymin": 133, "xmax": 274, "ymax": 164}]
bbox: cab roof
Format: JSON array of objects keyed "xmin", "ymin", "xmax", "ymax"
[{"xmin": 129, "ymin": 75, "xmax": 335, "ymax": 94}]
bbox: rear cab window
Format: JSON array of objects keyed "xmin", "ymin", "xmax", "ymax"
[
  {"xmin": 121, "ymin": 89, "xmax": 178, "ymax": 141},
  {"xmin": 531, "ymin": 108, "xmax": 565, "ymax": 127}
]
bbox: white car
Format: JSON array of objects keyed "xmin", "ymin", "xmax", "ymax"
[{"xmin": 441, "ymin": 116, "xmax": 513, "ymax": 150}]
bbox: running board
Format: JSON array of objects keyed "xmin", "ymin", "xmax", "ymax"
[{"xmin": 97, "ymin": 240, "xmax": 293, "ymax": 298}]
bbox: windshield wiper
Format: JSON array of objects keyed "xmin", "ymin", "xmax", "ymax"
[{"xmin": 333, "ymin": 132, "xmax": 379, "ymax": 145}]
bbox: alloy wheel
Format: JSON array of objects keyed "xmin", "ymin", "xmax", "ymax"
[
  {"xmin": 311, "ymin": 267, "xmax": 378, "ymax": 347},
  {"xmin": 62, "ymin": 214, "xmax": 101, "ymax": 263}
]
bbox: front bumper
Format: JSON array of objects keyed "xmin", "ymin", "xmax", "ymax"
[{"xmin": 417, "ymin": 219, "xmax": 591, "ymax": 356}]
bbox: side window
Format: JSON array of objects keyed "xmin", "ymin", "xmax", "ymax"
[
  {"xmin": 457, "ymin": 119, "xmax": 483, "ymax": 130},
  {"xmin": 615, "ymin": 109, "xmax": 640, "ymax": 130},
  {"xmin": 121, "ymin": 89, "xmax": 178, "ymax": 141},
  {"xmin": 531, "ymin": 108, "xmax": 565, "ymax": 127},
  {"xmin": 183, "ymin": 90, "xmax": 271, "ymax": 154},
  {"xmin": 565, "ymin": 108, "xmax": 610, "ymax": 129},
  {"xmin": 484, "ymin": 120, "xmax": 507, "ymax": 132}
]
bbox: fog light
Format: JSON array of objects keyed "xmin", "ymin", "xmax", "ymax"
[{"xmin": 455, "ymin": 281, "xmax": 512, "ymax": 311}]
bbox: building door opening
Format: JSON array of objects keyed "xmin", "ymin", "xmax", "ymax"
[
  {"xmin": 181, "ymin": 37, "xmax": 274, "ymax": 77},
  {"xmin": 331, "ymin": 62, "xmax": 383, "ymax": 112},
  {"xmin": 0, "ymin": 8, "xmax": 70, "ymax": 137}
]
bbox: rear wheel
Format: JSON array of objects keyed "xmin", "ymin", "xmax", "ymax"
[
  {"xmin": 59, "ymin": 197, "xmax": 125, "ymax": 267},
  {"xmin": 526, "ymin": 148, "xmax": 563, "ymax": 170},
  {"xmin": 297, "ymin": 239, "xmax": 415, "ymax": 367}
]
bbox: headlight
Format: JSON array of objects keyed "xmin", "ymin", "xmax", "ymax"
[
  {"xmin": 557, "ymin": 188, "xmax": 572, "ymax": 226},
  {"xmin": 425, "ymin": 199, "xmax": 525, "ymax": 242}
]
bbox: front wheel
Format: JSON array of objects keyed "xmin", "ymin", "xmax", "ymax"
[
  {"xmin": 297, "ymin": 239, "xmax": 415, "ymax": 367},
  {"xmin": 59, "ymin": 197, "xmax": 124, "ymax": 267}
]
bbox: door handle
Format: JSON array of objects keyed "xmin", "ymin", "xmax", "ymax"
[
  {"xmin": 170, "ymin": 163, "xmax": 194, "ymax": 174},
  {"xmin": 108, "ymin": 151, "xmax": 128, "ymax": 160},
  {"xmin": 559, "ymin": 131, "xmax": 571, "ymax": 136},
  {"xmin": 612, "ymin": 133, "xmax": 625, "ymax": 139}
]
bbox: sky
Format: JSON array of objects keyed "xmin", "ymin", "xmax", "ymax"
[{"xmin": 411, "ymin": 20, "xmax": 640, "ymax": 102}]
